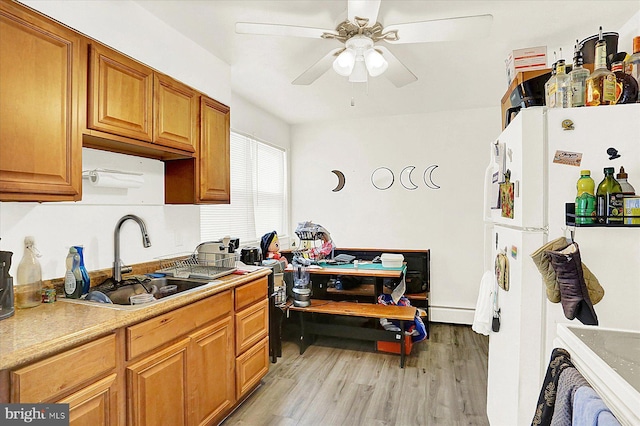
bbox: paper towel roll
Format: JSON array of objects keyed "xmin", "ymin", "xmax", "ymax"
[{"xmin": 89, "ymin": 171, "xmax": 144, "ymax": 189}]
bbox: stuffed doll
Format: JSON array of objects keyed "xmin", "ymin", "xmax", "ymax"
[
  {"xmin": 309, "ymin": 232, "xmax": 334, "ymax": 260},
  {"xmin": 260, "ymin": 231, "xmax": 288, "ymax": 266}
]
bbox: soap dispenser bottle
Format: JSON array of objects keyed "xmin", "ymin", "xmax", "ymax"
[
  {"xmin": 15, "ymin": 236, "xmax": 43, "ymax": 308},
  {"xmin": 64, "ymin": 247, "xmax": 83, "ymax": 299}
]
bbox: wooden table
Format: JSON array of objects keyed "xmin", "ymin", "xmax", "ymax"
[{"xmin": 286, "ymin": 263, "xmax": 416, "ymax": 367}]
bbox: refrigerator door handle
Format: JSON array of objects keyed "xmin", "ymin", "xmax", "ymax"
[{"xmin": 483, "ymin": 162, "xmax": 495, "ymax": 222}]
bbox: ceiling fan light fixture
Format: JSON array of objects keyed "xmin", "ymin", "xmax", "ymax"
[
  {"xmin": 364, "ymin": 48, "xmax": 388, "ymax": 77},
  {"xmin": 333, "ymin": 48, "xmax": 356, "ymax": 76},
  {"xmin": 349, "ymin": 58, "xmax": 368, "ymax": 83}
]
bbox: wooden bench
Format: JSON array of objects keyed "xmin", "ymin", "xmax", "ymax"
[{"xmin": 288, "ymin": 299, "xmax": 418, "ymax": 368}]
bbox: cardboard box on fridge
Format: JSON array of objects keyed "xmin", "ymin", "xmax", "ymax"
[
  {"xmin": 624, "ymin": 197, "xmax": 640, "ymax": 225},
  {"xmin": 505, "ymin": 46, "xmax": 547, "ymax": 84}
]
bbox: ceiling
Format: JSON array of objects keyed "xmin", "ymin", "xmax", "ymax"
[{"xmin": 134, "ymin": 0, "xmax": 639, "ymax": 125}]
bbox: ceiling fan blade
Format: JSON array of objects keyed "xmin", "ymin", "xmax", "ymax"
[
  {"xmin": 236, "ymin": 22, "xmax": 337, "ymax": 39},
  {"xmin": 348, "ymin": 0, "xmax": 381, "ymax": 25},
  {"xmin": 375, "ymin": 46, "xmax": 417, "ymax": 88},
  {"xmin": 383, "ymin": 14, "xmax": 493, "ymax": 44},
  {"xmin": 292, "ymin": 48, "xmax": 344, "ymax": 85}
]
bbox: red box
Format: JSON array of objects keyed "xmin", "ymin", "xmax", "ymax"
[{"xmin": 376, "ymin": 335, "xmax": 413, "ymax": 354}]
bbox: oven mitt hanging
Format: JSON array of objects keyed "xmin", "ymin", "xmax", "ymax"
[
  {"xmin": 545, "ymin": 242, "xmax": 598, "ymax": 326},
  {"xmin": 500, "ymin": 173, "xmax": 514, "ymax": 219},
  {"xmin": 495, "ymin": 252, "xmax": 509, "ymax": 291},
  {"xmin": 530, "ymin": 237, "xmax": 604, "ymax": 304}
]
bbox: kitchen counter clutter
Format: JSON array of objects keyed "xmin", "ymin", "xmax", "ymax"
[
  {"xmin": 555, "ymin": 324, "xmax": 640, "ymax": 426},
  {"xmin": 0, "ymin": 268, "xmax": 271, "ymax": 422}
]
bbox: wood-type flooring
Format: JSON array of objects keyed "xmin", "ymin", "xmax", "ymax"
[{"xmin": 223, "ymin": 323, "xmax": 489, "ymax": 426}]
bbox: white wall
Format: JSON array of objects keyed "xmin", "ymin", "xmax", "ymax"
[
  {"xmin": 0, "ymin": 1, "xmax": 290, "ymax": 281},
  {"xmin": 290, "ymin": 107, "xmax": 501, "ymax": 323}
]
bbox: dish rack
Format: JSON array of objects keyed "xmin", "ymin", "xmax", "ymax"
[{"xmin": 156, "ymin": 251, "xmax": 238, "ymax": 279}]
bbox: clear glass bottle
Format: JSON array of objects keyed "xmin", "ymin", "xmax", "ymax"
[
  {"xmin": 611, "ymin": 59, "xmax": 639, "ymax": 104},
  {"xmin": 596, "ymin": 167, "xmax": 623, "ymax": 223},
  {"xmin": 575, "ymin": 170, "xmax": 596, "ymax": 224},
  {"xmin": 15, "ymin": 236, "xmax": 42, "ymax": 308},
  {"xmin": 616, "ymin": 166, "xmax": 636, "ymax": 196},
  {"xmin": 555, "ymin": 59, "xmax": 572, "ymax": 108},
  {"xmin": 570, "ymin": 41, "xmax": 590, "ymax": 107},
  {"xmin": 625, "ymin": 36, "xmax": 640, "ymax": 102},
  {"xmin": 64, "ymin": 247, "xmax": 83, "ymax": 299},
  {"xmin": 545, "ymin": 59, "xmax": 558, "ymax": 107},
  {"xmin": 586, "ymin": 27, "xmax": 616, "ymax": 106},
  {"xmin": 0, "ymin": 251, "xmax": 15, "ymax": 320}
]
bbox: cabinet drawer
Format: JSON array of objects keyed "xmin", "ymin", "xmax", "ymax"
[
  {"xmin": 235, "ymin": 299, "xmax": 268, "ymax": 355},
  {"xmin": 235, "ymin": 277, "xmax": 268, "ymax": 311},
  {"xmin": 127, "ymin": 290, "xmax": 232, "ymax": 360},
  {"xmin": 235, "ymin": 337, "xmax": 269, "ymax": 399},
  {"xmin": 12, "ymin": 334, "xmax": 116, "ymax": 403}
]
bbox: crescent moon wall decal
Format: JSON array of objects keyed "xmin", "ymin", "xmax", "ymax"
[
  {"xmin": 371, "ymin": 167, "xmax": 394, "ymax": 190},
  {"xmin": 423, "ymin": 165, "xmax": 440, "ymax": 189},
  {"xmin": 331, "ymin": 170, "xmax": 346, "ymax": 192},
  {"xmin": 400, "ymin": 166, "xmax": 418, "ymax": 190}
]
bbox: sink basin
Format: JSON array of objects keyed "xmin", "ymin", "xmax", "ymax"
[{"xmin": 59, "ymin": 276, "xmax": 225, "ymax": 310}]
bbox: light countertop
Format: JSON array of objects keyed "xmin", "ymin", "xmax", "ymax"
[
  {"xmin": 0, "ymin": 268, "xmax": 271, "ymax": 371},
  {"xmin": 556, "ymin": 324, "xmax": 640, "ymax": 426}
]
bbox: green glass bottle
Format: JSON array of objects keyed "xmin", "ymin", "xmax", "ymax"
[
  {"xmin": 596, "ymin": 167, "xmax": 623, "ymax": 223},
  {"xmin": 575, "ymin": 170, "xmax": 596, "ymax": 224}
]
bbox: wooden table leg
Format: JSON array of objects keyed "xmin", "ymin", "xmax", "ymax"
[
  {"xmin": 400, "ymin": 320, "xmax": 405, "ymax": 368},
  {"xmin": 299, "ymin": 311, "xmax": 307, "ymax": 355}
]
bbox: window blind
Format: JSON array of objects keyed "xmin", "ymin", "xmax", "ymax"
[{"xmin": 200, "ymin": 131, "xmax": 287, "ymax": 245}]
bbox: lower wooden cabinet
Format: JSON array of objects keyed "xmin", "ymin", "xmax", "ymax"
[
  {"xmin": 127, "ymin": 338, "xmax": 190, "ymax": 426},
  {"xmin": 235, "ymin": 337, "xmax": 269, "ymax": 400},
  {"xmin": 9, "ymin": 334, "xmax": 120, "ymax": 425},
  {"xmin": 57, "ymin": 373, "xmax": 119, "ymax": 426},
  {"xmin": 188, "ymin": 317, "xmax": 235, "ymax": 426}
]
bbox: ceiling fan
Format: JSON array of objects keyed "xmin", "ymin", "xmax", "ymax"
[{"xmin": 236, "ymin": 0, "xmax": 492, "ymax": 87}]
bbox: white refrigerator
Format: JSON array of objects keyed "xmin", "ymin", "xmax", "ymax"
[{"xmin": 483, "ymin": 104, "xmax": 640, "ymax": 426}]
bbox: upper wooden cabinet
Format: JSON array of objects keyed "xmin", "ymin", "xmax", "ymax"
[
  {"xmin": 88, "ymin": 43, "xmax": 197, "ymax": 154},
  {"xmin": 0, "ymin": 0, "xmax": 83, "ymax": 201},
  {"xmin": 88, "ymin": 43, "xmax": 153, "ymax": 142},
  {"xmin": 154, "ymin": 74, "xmax": 198, "ymax": 153},
  {"xmin": 164, "ymin": 96, "xmax": 230, "ymax": 204}
]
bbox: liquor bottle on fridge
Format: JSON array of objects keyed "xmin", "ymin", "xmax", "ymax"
[
  {"xmin": 596, "ymin": 167, "xmax": 623, "ymax": 223},
  {"xmin": 616, "ymin": 166, "xmax": 636, "ymax": 196},
  {"xmin": 625, "ymin": 36, "xmax": 640, "ymax": 102},
  {"xmin": 610, "ymin": 53, "xmax": 639, "ymax": 104},
  {"xmin": 545, "ymin": 56, "xmax": 558, "ymax": 107},
  {"xmin": 555, "ymin": 59, "xmax": 572, "ymax": 108},
  {"xmin": 570, "ymin": 41, "xmax": 590, "ymax": 107},
  {"xmin": 586, "ymin": 27, "xmax": 616, "ymax": 106},
  {"xmin": 15, "ymin": 236, "xmax": 42, "ymax": 308},
  {"xmin": 575, "ymin": 170, "xmax": 596, "ymax": 224}
]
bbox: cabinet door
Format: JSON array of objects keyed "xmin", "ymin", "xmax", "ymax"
[
  {"xmin": 235, "ymin": 337, "xmax": 269, "ymax": 399},
  {"xmin": 127, "ymin": 339, "xmax": 189, "ymax": 426},
  {"xmin": 154, "ymin": 74, "xmax": 198, "ymax": 153},
  {"xmin": 188, "ymin": 317, "xmax": 235, "ymax": 426},
  {"xmin": 0, "ymin": 0, "xmax": 82, "ymax": 201},
  {"xmin": 57, "ymin": 374, "xmax": 118, "ymax": 426},
  {"xmin": 199, "ymin": 96, "xmax": 230, "ymax": 203},
  {"xmin": 88, "ymin": 43, "xmax": 153, "ymax": 142},
  {"xmin": 235, "ymin": 299, "xmax": 269, "ymax": 356}
]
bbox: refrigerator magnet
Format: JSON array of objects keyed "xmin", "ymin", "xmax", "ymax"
[{"xmin": 553, "ymin": 150, "xmax": 582, "ymax": 167}]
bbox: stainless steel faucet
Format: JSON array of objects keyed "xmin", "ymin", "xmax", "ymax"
[{"xmin": 113, "ymin": 214, "xmax": 151, "ymax": 282}]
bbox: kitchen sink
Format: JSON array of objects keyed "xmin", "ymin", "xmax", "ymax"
[{"xmin": 59, "ymin": 276, "xmax": 226, "ymax": 310}]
